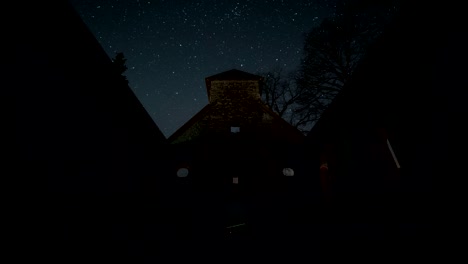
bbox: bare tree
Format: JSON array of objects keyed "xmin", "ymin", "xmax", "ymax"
[
  {"xmin": 261, "ymin": 0, "xmax": 401, "ymax": 133},
  {"xmin": 260, "ymin": 68, "xmax": 297, "ymax": 120},
  {"xmin": 259, "ymin": 67, "xmax": 314, "ymax": 134}
]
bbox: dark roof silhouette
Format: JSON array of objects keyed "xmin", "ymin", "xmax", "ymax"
[
  {"xmin": 17, "ymin": 0, "xmax": 167, "ymax": 192},
  {"xmin": 205, "ymin": 68, "xmax": 263, "ymax": 81}
]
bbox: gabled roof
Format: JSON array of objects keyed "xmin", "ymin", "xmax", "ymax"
[
  {"xmin": 169, "ymin": 69, "xmax": 303, "ymax": 144},
  {"xmin": 257, "ymin": 101, "xmax": 306, "ymax": 140},
  {"xmin": 168, "ymin": 98, "xmax": 304, "ymax": 144},
  {"xmin": 167, "ymin": 103, "xmax": 214, "ymax": 143}
]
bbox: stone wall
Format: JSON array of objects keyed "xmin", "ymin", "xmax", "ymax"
[{"xmin": 209, "ymin": 80, "xmax": 260, "ymax": 103}]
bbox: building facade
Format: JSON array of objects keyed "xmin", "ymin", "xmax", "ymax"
[{"xmin": 167, "ymin": 69, "xmax": 317, "ymax": 239}]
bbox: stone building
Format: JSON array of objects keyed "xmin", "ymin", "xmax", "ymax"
[{"xmin": 167, "ymin": 69, "xmax": 317, "ymax": 240}]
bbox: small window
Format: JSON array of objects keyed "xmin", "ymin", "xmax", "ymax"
[
  {"xmin": 283, "ymin": 168, "xmax": 294, "ymax": 176},
  {"xmin": 233, "ymin": 176, "xmax": 239, "ymax": 184},
  {"xmin": 230, "ymin": 126, "xmax": 240, "ymax": 133},
  {"xmin": 177, "ymin": 168, "xmax": 189, "ymax": 177}
]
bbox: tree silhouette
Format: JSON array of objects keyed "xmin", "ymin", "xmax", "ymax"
[
  {"xmin": 260, "ymin": 0, "xmax": 400, "ymax": 133},
  {"xmin": 259, "ymin": 67, "xmax": 309, "ymax": 132},
  {"xmin": 111, "ymin": 52, "xmax": 129, "ymax": 85}
]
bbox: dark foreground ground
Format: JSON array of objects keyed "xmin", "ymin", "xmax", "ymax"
[{"xmin": 33, "ymin": 190, "xmax": 435, "ymax": 264}]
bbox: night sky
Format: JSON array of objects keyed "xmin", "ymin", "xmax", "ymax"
[{"xmin": 69, "ymin": 0, "xmax": 339, "ymax": 137}]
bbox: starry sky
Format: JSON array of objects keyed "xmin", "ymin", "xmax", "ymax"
[{"xmin": 69, "ymin": 0, "xmax": 340, "ymax": 138}]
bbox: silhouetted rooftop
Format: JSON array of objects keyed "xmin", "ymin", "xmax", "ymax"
[{"xmin": 205, "ymin": 69, "xmax": 263, "ymax": 81}]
